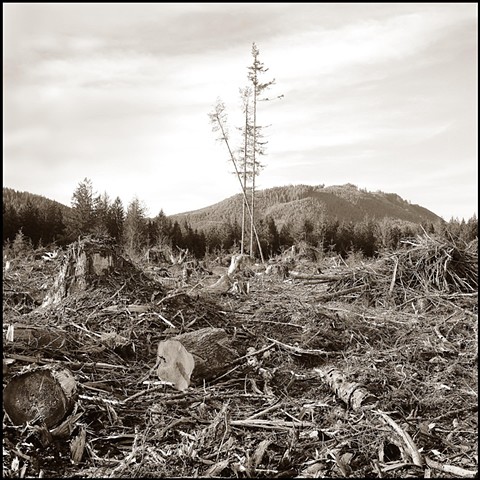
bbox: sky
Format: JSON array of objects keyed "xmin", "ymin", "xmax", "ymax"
[{"xmin": 3, "ymin": 3, "xmax": 478, "ymax": 221}]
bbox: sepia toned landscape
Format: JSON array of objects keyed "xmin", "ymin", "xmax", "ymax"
[
  {"xmin": 3, "ymin": 3, "xmax": 477, "ymax": 479},
  {"xmin": 2, "ymin": 197, "xmax": 478, "ymax": 477}
]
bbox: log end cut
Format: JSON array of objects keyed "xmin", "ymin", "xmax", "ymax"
[{"xmin": 3, "ymin": 366, "xmax": 77, "ymax": 428}]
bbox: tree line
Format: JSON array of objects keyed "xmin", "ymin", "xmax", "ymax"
[{"xmin": 3, "ymin": 179, "xmax": 477, "ymax": 262}]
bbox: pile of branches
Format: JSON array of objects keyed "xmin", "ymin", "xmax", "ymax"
[
  {"xmin": 320, "ymin": 234, "xmax": 478, "ymax": 308},
  {"xmin": 394, "ymin": 235, "xmax": 477, "ymax": 294}
]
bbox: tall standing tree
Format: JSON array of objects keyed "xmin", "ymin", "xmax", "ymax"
[
  {"xmin": 107, "ymin": 196, "xmax": 125, "ymax": 242},
  {"xmin": 246, "ymin": 42, "xmax": 276, "ymax": 255},
  {"xmin": 93, "ymin": 191, "xmax": 111, "ymax": 236},
  {"xmin": 123, "ymin": 196, "xmax": 147, "ymax": 257},
  {"xmin": 69, "ymin": 178, "xmax": 95, "ymax": 238},
  {"xmin": 237, "ymin": 86, "xmax": 254, "ymax": 254},
  {"xmin": 209, "ymin": 100, "xmax": 265, "ymax": 263},
  {"xmin": 209, "ymin": 43, "xmax": 280, "ymax": 261}
]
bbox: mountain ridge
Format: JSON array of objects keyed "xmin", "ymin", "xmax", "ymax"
[{"xmin": 169, "ymin": 183, "xmax": 443, "ymax": 230}]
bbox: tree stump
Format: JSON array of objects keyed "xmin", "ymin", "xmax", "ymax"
[
  {"xmin": 41, "ymin": 236, "xmax": 129, "ymax": 307},
  {"xmin": 165, "ymin": 327, "xmax": 238, "ymax": 383}
]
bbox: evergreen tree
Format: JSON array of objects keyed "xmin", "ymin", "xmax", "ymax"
[
  {"xmin": 123, "ymin": 197, "xmax": 147, "ymax": 256},
  {"xmin": 170, "ymin": 221, "xmax": 183, "ymax": 249},
  {"xmin": 3, "ymin": 202, "xmax": 20, "ymax": 244},
  {"xmin": 265, "ymin": 216, "xmax": 280, "ymax": 257},
  {"xmin": 19, "ymin": 200, "xmax": 41, "ymax": 247},
  {"xmin": 246, "ymin": 42, "xmax": 276, "ymax": 255},
  {"xmin": 336, "ymin": 220, "xmax": 355, "ymax": 257},
  {"xmin": 41, "ymin": 202, "xmax": 66, "ymax": 245},
  {"xmin": 93, "ymin": 191, "xmax": 111, "ymax": 236},
  {"xmin": 153, "ymin": 209, "xmax": 173, "ymax": 246},
  {"xmin": 324, "ymin": 218, "xmax": 339, "ymax": 253},
  {"xmin": 465, "ymin": 214, "xmax": 478, "ymax": 242},
  {"xmin": 279, "ymin": 221, "xmax": 294, "ymax": 248},
  {"xmin": 106, "ymin": 196, "xmax": 125, "ymax": 242},
  {"xmin": 69, "ymin": 178, "xmax": 95, "ymax": 238},
  {"xmin": 354, "ymin": 217, "xmax": 377, "ymax": 257}
]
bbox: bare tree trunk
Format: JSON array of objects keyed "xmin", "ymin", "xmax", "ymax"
[
  {"xmin": 250, "ymin": 80, "xmax": 257, "ymax": 257},
  {"xmin": 241, "ymin": 101, "xmax": 249, "ymax": 255},
  {"xmin": 210, "ymin": 107, "xmax": 264, "ymax": 263}
]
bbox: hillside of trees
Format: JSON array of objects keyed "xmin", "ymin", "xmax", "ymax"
[
  {"xmin": 172, "ymin": 184, "xmax": 443, "ymax": 231},
  {"xmin": 3, "ymin": 188, "xmax": 70, "ymax": 247},
  {"xmin": 3, "ymin": 180, "xmax": 478, "ymax": 261}
]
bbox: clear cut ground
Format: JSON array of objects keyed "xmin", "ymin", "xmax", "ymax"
[{"xmin": 2, "ymin": 239, "xmax": 478, "ymax": 478}]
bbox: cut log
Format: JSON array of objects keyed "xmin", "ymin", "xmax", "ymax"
[
  {"xmin": 314, "ymin": 366, "xmax": 377, "ymax": 410},
  {"xmin": 156, "ymin": 339, "xmax": 195, "ymax": 391},
  {"xmin": 3, "ymin": 365, "xmax": 77, "ymax": 428},
  {"xmin": 169, "ymin": 327, "xmax": 238, "ymax": 383},
  {"xmin": 3, "ymin": 325, "xmax": 70, "ymax": 350}
]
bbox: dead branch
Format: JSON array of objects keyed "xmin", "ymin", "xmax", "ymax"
[{"xmin": 424, "ymin": 455, "xmax": 477, "ymax": 477}]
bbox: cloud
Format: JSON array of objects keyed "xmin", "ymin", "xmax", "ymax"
[{"xmin": 3, "ymin": 3, "xmax": 477, "ymax": 221}]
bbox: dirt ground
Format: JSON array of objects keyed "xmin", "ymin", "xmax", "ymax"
[{"xmin": 2, "ymin": 237, "xmax": 478, "ymax": 478}]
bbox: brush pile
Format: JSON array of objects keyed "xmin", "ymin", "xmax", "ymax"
[
  {"xmin": 320, "ymin": 234, "xmax": 478, "ymax": 309},
  {"xmin": 393, "ymin": 235, "xmax": 477, "ymax": 294}
]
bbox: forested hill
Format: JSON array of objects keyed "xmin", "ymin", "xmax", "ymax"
[
  {"xmin": 3, "ymin": 187, "xmax": 71, "ymax": 245},
  {"xmin": 170, "ymin": 183, "xmax": 443, "ymax": 231}
]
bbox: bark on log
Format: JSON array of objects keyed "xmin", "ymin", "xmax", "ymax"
[
  {"xmin": 3, "ymin": 325, "xmax": 71, "ymax": 350},
  {"xmin": 3, "ymin": 365, "xmax": 77, "ymax": 428},
  {"xmin": 170, "ymin": 327, "xmax": 238, "ymax": 383},
  {"xmin": 314, "ymin": 366, "xmax": 377, "ymax": 410}
]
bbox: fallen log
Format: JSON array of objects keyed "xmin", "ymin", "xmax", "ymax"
[
  {"xmin": 156, "ymin": 339, "xmax": 195, "ymax": 391},
  {"xmin": 314, "ymin": 366, "xmax": 377, "ymax": 410},
  {"xmin": 168, "ymin": 327, "xmax": 238, "ymax": 383},
  {"xmin": 315, "ymin": 286, "xmax": 364, "ymax": 302},
  {"xmin": 3, "ymin": 365, "xmax": 77, "ymax": 428},
  {"xmin": 424, "ymin": 455, "xmax": 477, "ymax": 478},
  {"xmin": 288, "ymin": 271, "xmax": 343, "ymax": 282},
  {"xmin": 3, "ymin": 324, "xmax": 71, "ymax": 350}
]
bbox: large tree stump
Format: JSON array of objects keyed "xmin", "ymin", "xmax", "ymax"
[
  {"xmin": 160, "ymin": 327, "xmax": 238, "ymax": 384},
  {"xmin": 41, "ymin": 237, "xmax": 129, "ymax": 307}
]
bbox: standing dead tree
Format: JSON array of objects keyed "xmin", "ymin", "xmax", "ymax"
[
  {"xmin": 209, "ymin": 101, "xmax": 265, "ymax": 264},
  {"xmin": 209, "ymin": 42, "xmax": 281, "ymax": 260},
  {"xmin": 238, "ymin": 86, "xmax": 253, "ymax": 255},
  {"xmin": 246, "ymin": 42, "xmax": 276, "ymax": 256}
]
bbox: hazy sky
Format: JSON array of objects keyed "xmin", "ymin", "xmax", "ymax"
[{"xmin": 3, "ymin": 3, "xmax": 478, "ymax": 220}]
